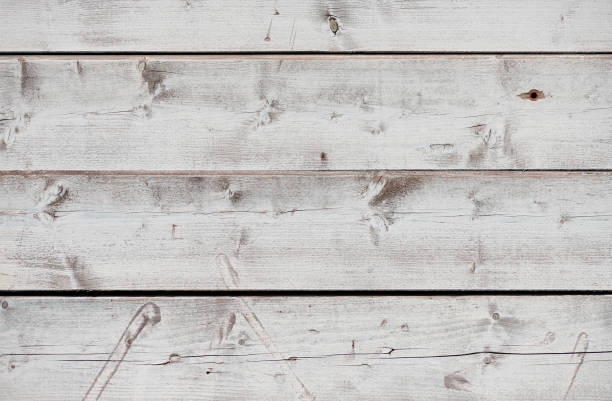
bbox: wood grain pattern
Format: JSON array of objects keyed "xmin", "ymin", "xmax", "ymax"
[
  {"xmin": 1, "ymin": 56, "xmax": 611, "ymax": 171},
  {"xmin": 4, "ymin": 1, "xmax": 612, "ymax": 399},
  {"xmin": 1, "ymin": 296, "xmax": 611, "ymax": 400},
  {"xmin": 2, "ymin": 172, "xmax": 612, "ymax": 291},
  {"xmin": 1, "ymin": 0, "xmax": 612, "ymax": 52}
]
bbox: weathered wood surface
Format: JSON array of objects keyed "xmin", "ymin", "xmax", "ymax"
[
  {"xmin": 1, "ymin": 296, "xmax": 610, "ymax": 400},
  {"xmin": 2, "ymin": 1, "xmax": 612, "ymax": 52},
  {"xmin": 2, "ymin": 172, "xmax": 612, "ymax": 291},
  {"xmin": 1, "ymin": 56, "xmax": 612, "ymax": 171}
]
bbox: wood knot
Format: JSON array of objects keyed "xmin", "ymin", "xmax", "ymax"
[
  {"xmin": 33, "ymin": 181, "xmax": 70, "ymax": 223},
  {"xmin": 225, "ymin": 188, "xmax": 244, "ymax": 204},
  {"xmin": 429, "ymin": 143, "xmax": 455, "ymax": 153},
  {"xmin": 254, "ymin": 98, "xmax": 281, "ymax": 128},
  {"xmin": 329, "ymin": 16, "xmax": 339, "ymax": 35}
]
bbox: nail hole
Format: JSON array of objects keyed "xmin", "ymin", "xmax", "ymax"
[
  {"xmin": 519, "ymin": 89, "xmax": 545, "ymax": 101},
  {"xmin": 492, "ymin": 312, "xmax": 500, "ymax": 320},
  {"xmin": 1, "ymin": 301, "xmax": 7, "ymax": 309}
]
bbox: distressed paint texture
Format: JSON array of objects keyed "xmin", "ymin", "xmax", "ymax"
[
  {"xmin": 1, "ymin": 1, "xmax": 612, "ymax": 51},
  {"xmin": 2, "ymin": 172, "xmax": 612, "ymax": 290},
  {"xmin": 1, "ymin": 56, "xmax": 612, "ymax": 170},
  {"xmin": 1, "ymin": 296, "xmax": 611, "ymax": 400}
]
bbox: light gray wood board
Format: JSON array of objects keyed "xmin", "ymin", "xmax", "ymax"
[
  {"xmin": 1, "ymin": 55, "xmax": 612, "ymax": 171},
  {"xmin": 0, "ymin": 296, "xmax": 611, "ymax": 400},
  {"xmin": 2, "ymin": 172, "xmax": 612, "ymax": 291},
  {"xmin": 2, "ymin": 0, "xmax": 612, "ymax": 52}
]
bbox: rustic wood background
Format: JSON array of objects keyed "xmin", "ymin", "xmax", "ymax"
[{"xmin": 1, "ymin": 1, "xmax": 612, "ymax": 400}]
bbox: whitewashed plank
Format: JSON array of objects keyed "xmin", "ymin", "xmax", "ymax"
[
  {"xmin": 2, "ymin": 172, "xmax": 612, "ymax": 290},
  {"xmin": 1, "ymin": 296, "xmax": 611, "ymax": 400},
  {"xmin": 1, "ymin": 1, "xmax": 612, "ymax": 52},
  {"xmin": 1, "ymin": 56, "xmax": 611, "ymax": 170}
]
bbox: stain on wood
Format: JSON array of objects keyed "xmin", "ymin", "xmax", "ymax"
[
  {"xmin": 444, "ymin": 372, "xmax": 472, "ymax": 392},
  {"xmin": 365, "ymin": 175, "xmax": 423, "ymax": 207}
]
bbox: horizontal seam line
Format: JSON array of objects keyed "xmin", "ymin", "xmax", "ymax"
[
  {"xmin": 1, "ymin": 51, "xmax": 612, "ymax": 56},
  {"xmin": 3, "ymin": 170, "xmax": 612, "ymax": 176},
  {"xmin": 2, "ymin": 290, "xmax": 612, "ymax": 297}
]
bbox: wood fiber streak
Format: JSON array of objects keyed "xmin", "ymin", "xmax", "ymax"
[
  {"xmin": 0, "ymin": 56, "xmax": 611, "ymax": 170},
  {"xmin": 2, "ymin": 172, "xmax": 612, "ymax": 290},
  {"xmin": 1, "ymin": 0, "xmax": 611, "ymax": 51},
  {"xmin": 0, "ymin": 296, "xmax": 611, "ymax": 400}
]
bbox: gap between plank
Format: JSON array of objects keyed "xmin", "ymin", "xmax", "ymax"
[
  {"xmin": 1, "ymin": 290, "xmax": 612, "ymax": 297},
  {"xmin": 1, "ymin": 51, "xmax": 612, "ymax": 57},
  {"xmin": 3, "ymin": 170, "xmax": 612, "ymax": 177}
]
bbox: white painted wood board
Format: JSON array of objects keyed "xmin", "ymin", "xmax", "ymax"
[
  {"xmin": 1, "ymin": 56, "xmax": 611, "ymax": 171},
  {"xmin": 1, "ymin": 0, "xmax": 612, "ymax": 52},
  {"xmin": 1, "ymin": 296, "xmax": 610, "ymax": 400},
  {"xmin": 2, "ymin": 172, "xmax": 612, "ymax": 290}
]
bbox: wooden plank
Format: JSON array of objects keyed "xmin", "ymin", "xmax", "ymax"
[
  {"xmin": 1, "ymin": 296, "xmax": 611, "ymax": 400},
  {"xmin": 1, "ymin": 55, "xmax": 612, "ymax": 171},
  {"xmin": 2, "ymin": 172, "xmax": 612, "ymax": 291},
  {"xmin": 1, "ymin": 1, "xmax": 612, "ymax": 52}
]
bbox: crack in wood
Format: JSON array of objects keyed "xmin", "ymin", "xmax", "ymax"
[{"xmin": 14, "ymin": 347, "xmax": 610, "ymax": 365}]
